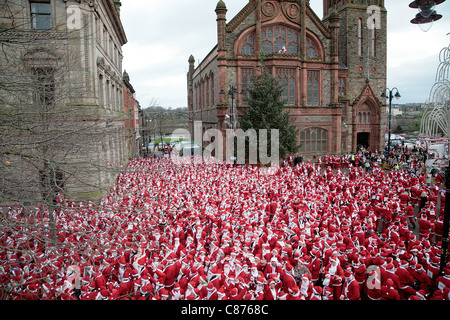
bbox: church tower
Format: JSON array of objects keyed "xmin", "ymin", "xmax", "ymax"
[{"xmin": 323, "ymin": 0, "xmax": 387, "ymax": 152}]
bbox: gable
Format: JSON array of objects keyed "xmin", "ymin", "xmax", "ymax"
[{"xmin": 226, "ymin": 0, "xmax": 331, "ymax": 38}]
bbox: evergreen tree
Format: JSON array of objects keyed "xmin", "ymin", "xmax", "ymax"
[{"xmin": 239, "ymin": 70, "xmax": 299, "ymax": 163}]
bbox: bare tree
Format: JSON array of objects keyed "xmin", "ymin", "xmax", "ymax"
[{"xmin": 0, "ymin": 1, "xmax": 128, "ymax": 243}]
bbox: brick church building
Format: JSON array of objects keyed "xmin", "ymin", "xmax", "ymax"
[{"xmin": 187, "ymin": 0, "xmax": 387, "ymax": 157}]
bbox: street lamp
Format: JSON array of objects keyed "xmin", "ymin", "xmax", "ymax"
[
  {"xmin": 409, "ymin": 0, "xmax": 446, "ymax": 32},
  {"xmin": 220, "ymin": 86, "xmax": 245, "ymax": 129},
  {"xmin": 381, "ymin": 88, "xmax": 401, "ymax": 153}
]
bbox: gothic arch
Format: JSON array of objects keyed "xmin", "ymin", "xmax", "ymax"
[
  {"xmin": 305, "ymin": 30, "xmax": 325, "ymax": 60},
  {"xmin": 355, "ymin": 97, "xmax": 380, "ymax": 123}
]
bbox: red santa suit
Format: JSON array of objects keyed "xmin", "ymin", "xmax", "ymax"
[
  {"xmin": 204, "ymin": 283, "xmax": 219, "ymax": 300},
  {"xmin": 381, "ymin": 279, "xmax": 400, "ymax": 300},
  {"xmin": 163, "ymin": 258, "xmax": 178, "ymax": 290},
  {"xmin": 309, "ymin": 252, "xmax": 321, "ymax": 284},
  {"xmin": 263, "ymin": 279, "xmax": 282, "ymax": 300},
  {"xmin": 396, "ymin": 260, "xmax": 417, "ymax": 299},
  {"xmin": 323, "ymin": 258, "xmax": 344, "ymax": 300},
  {"xmin": 94, "ymin": 272, "xmax": 107, "ymax": 291},
  {"xmin": 280, "ymin": 264, "xmax": 297, "ymax": 293},
  {"xmin": 366, "ymin": 270, "xmax": 382, "ymax": 300},
  {"xmin": 414, "ymin": 264, "xmax": 432, "ymax": 294},
  {"xmin": 341, "ymin": 271, "xmax": 360, "ymax": 300},
  {"xmin": 299, "ymin": 274, "xmax": 313, "ymax": 300},
  {"xmin": 418, "ymin": 214, "xmax": 431, "ymax": 240},
  {"xmin": 264, "ymin": 257, "xmax": 282, "ymax": 279},
  {"xmin": 436, "ymin": 268, "xmax": 450, "ymax": 293}
]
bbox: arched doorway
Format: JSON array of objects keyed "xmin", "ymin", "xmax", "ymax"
[{"xmin": 353, "ymin": 97, "xmax": 382, "ymax": 152}]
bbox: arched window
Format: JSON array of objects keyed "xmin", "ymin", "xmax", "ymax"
[
  {"xmin": 241, "ymin": 33, "xmax": 255, "ymax": 55},
  {"xmin": 358, "ymin": 18, "xmax": 363, "ymax": 56},
  {"xmin": 300, "ymin": 128, "xmax": 327, "ymax": 153},
  {"xmin": 371, "ymin": 20, "xmax": 376, "ymax": 57},
  {"xmin": 206, "ymin": 76, "xmax": 210, "ymax": 107},
  {"xmin": 306, "ymin": 38, "xmax": 318, "ymax": 58},
  {"xmin": 261, "ymin": 26, "xmax": 299, "ymax": 54},
  {"xmin": 358, "ymin": 104, "xmax": 372, "ymax": 123},
  {"xmin": 210, "ymin": 73, "xmax": 215, "ymax": 106}
]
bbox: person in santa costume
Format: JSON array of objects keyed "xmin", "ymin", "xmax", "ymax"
[
  {"xmin": 280, "ymin": 262, "xmax": 297, "ymax": 293},
  {"xmin": 309, "ymin": 250, "xmax": 321, "ymax": 285},
  {"xmin": 418, "ymin": 213, "xmax": 432, "ymax": 240},
  {"xmin": 352, "ymin": 257, "xmax": 367, "ymax": 294},
  {"xmin": 322, "ymin": 258, "xmax": 344, "ymax": 300},
  {"xmin": 170, "ymin": 282, "xmax": 183, "ymax": 300},
  {"xmin": 310, "ymin": 286, "xmax": 323, "ymax": 300},
  {"xmin": 414, "ymin": 264, "xmax": 432, "ymax": 295},
  {"xmin": 381, "ymin": 278, "xmax": 400, "ymax": 300},
  {"xmin": 263, "ymin": 277, "xmax": 282, "ymax": 300},
  {"xmin": 299, "ymin": 273, "xmax": 313, "ymax": 299},
  {"xmin": 340, "ymin": 270, "xmax": 360, "ymax": 300},
  {"xmin": 395, "ymin": 260, "xmax": 416, "ymax": 299},
  {"xmin": 436, "ymin": 268, "xmax": 450, "ymax": 295},
  {"xmin": 366, "ymin": 269, "xmax": 382, "ymax": 300}
]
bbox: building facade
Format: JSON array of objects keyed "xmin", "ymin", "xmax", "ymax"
[
  {"xmin": 0, "ymin": 0, "xmax": 132, "ymax": 203},
  {"xmin": 123, "ymin": 70, "xmax": 142, "ymax": 159},
  {"xmin": 187, "ymin": 0, "xmax": 387, "ymax": 157}
]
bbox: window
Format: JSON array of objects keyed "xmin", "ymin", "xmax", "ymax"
[
  {"xmin": 99, "ymin": 74, "xmax": 104, "ymax": 108},
  {"xmin": 300, "ymin": 128, "xmax": 327, "ymax": 153},
  {"xmin": 261, "ymin": 26, "xmax": 299, "ymax": 54},
  {"xmin": 105, "ymin": 80, "xmax": 110, "ymax": 110},
  {"xmin": 241, "ymin": 68, "xmax": 255, "ymax": 105},
  {"xmin": 341, "ymin": 102, "xmax": 347, "ymax": 117},
  {"xmin": 341, "ymin": 133, "xmax": 347, "ymax": 152},
  {"xmin": 30, "ymin": 2, "xmax": 52, "ymax": 30},
  {"xmin": 357, "ymin": 18, "xmax": 363, "ymax": 56},
  {"xmin": 206, "ymin": 76, "xmax": 210, "ymax": 108},
  {"xmin": 338, "ymin": 78, "xmax": 346, "ymax": 96},
  {"xmin": 241, "ymin": 34, "xmax": 255, "ymax": 55},
  {"xmin": 358, "ymin": 104, "xmax": 372, "ymax": 123},
  {"xmin": 306, "ymin": 38, "xmax": 318, "ymax": 58},
  {"xmin": 307, "ymin": 70, "xmax": 320, "ymax": 106},
  {"xmin": 370, "ymin": 21, "xmax": 376, "ymax": 57},
  {"xmin": 210, "ymin": 73, "xmax": 215, "ymax": 107},
  {"xmin": 358, "ymin": 111, "xmax": 371, "ymax": 123},
  {"xmin": 276, "ymin": 68, "xmax": 296, "ymax": 105},
  {"xmin": 32, "ymin": 67, "xmax": 55, "ymax": 109}
]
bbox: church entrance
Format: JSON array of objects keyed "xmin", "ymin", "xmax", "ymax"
[{"xmin": 357, "ymin": 132, "xmax": 370, "ymax": 149}]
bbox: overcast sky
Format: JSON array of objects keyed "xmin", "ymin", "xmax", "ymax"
[{"xmin": 120, "ymin": 0, "xmax": 450, "ymax": 109}]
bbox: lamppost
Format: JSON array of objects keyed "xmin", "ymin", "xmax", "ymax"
[
  {"xmin": 220, "ymin": 86, "xmax": 245, "ymax": 129},
  {"xmin": 381, "ymin": 88, "xmax": 401, "ymax": 153},
  {"xmin": 409, "ymin": 0, "xmax": 446, "ymax": 32}
]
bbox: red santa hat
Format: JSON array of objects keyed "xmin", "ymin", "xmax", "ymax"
[{"xmin": 313, "ymin": 286, "xmax": 323, "ymax": 295}]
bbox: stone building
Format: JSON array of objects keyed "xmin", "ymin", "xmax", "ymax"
[
  {"xmin": 123, "ymin": 70, "xmax": 142, "ymax": 160},
  {"xmin": 0, "ymin": 0, "xmax": 131, "ymax": 203},
  {"xmin": 187, "ymin": 0, "xmax": 387, "ymax": 157}
]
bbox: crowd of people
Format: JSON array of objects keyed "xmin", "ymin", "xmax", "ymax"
[
  {"xmin": 0, "ymin": 154, "xmax": 449, "ymax": 300},
  {"xmin": 316, "ymin": 144, "xmax": 432, "ymax": 176}
]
